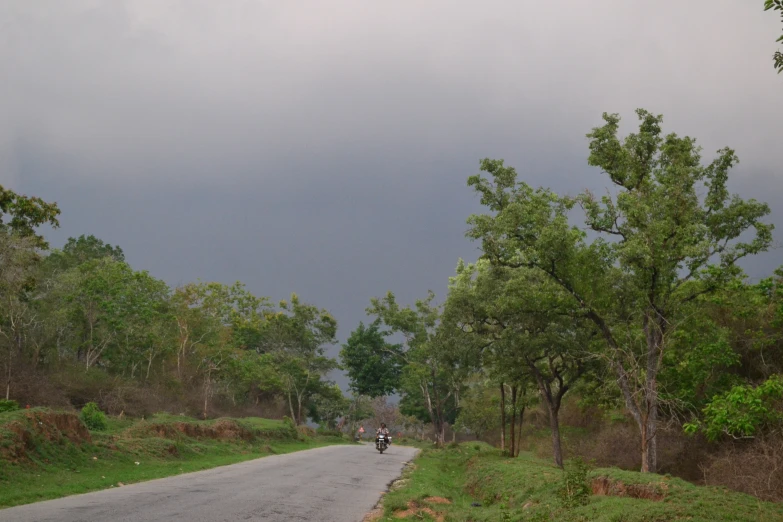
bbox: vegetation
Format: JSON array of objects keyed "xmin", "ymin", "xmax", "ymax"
[
  {"xmin": 344, "ymin": 108, "xmax": 783, "ymax": 506},
  {"xmin": 0, "ymin": 407, "xmax": 344, "ymax": 508},
  {"xmin": 0, "ymin": 185, "xmax": 347, "ymax": 427},
  {"xmin": 3, "ymin": 106, "xmax": 783, "ymax": 512},
  {"xmin": 765, "ymin": 0, "xmax": 783, "ymax": 72},
  {"xmin": 373, "ymin": 443, "xmax": 783, "ymax": 521}
]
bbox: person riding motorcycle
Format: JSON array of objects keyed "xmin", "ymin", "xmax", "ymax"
[{"xmin": 376, "ymin": 423, "xmax": 390, "ymax": 445}]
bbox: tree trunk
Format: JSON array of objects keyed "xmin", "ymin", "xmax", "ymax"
[
  {"xmin": 638, "ymin": 412, "xmax": 657, "ymax": 473},
  {"xmin": 511, "ymin": 388, "xmax": 518, "ymax": 456},
  {"xmin": 547, "ymin": 400, "xmax": 564, "ymax": 468},
  {"xmin": 499, "ymin": 383, "xmax": 506, "ymax": 452},
  {"xmin": 287, "ymin": 392, "xmax": 296, "ymax": 422},
  {"xmin": 641, "ymin": 309, "xmax": 663, "ymax": 473},
  {"xmin": 5, "ymin": 350, "xmax": 11, "ymax": 400},
  {"xmin": 203, "ymin": 375, "xmax": 210, "ymax": 420},
  {"xmin": 436, "ymin": 420, "xmax": 446, "ymax": 446},
  {"xmin": 516, "ymin": 405, "xmax": 525, "ymax": 457}
]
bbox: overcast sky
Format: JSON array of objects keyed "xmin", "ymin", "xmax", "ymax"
[{"xmin": 2, "ymin": 1, "xmax": 781, "ymax": 390}]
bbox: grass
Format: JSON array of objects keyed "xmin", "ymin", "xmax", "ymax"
[
  {"xmin": 375, "ymin": 442, "xmax": 783, "ymax": 522},
  {"xmin": 0, "ymin": 408, "xmax": 348, "ymax": 508}
]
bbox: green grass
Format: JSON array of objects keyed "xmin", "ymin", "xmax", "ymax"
[
  {"xmin": 0, "ymin": 409, "xmax": 348, "ymax": 508},
  {"xmin": 377, "ymin": 443, "xmax": 783, "ymax": 522}
]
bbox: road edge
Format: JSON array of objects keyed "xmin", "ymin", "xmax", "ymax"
[{"xmin": 362, "ymin": 449, "xmax": 420, "ymax": 522}]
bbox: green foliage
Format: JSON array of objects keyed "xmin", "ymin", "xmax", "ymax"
[
  {"xmin": 0, "ymin": 185, "xmax": 60, "ymax": 247},
  {"xmin": 455, "ymin": 382, "xmax": 499, "ymax": 439},
  {"xmin": 308, "ymin": 383, "xmax": 349, "ymax": 429},
  {"xmin": 558, "ymin": 458, "xmax": 591, "ymax": 508},
  {"xmin": 380, "ymin": 445, "xmax": 783, "ymax": 521},
  {"xmin": 466, "ymin": 109, "xmax": 773, "ymax": 472},
  {"xmin": 685, "ymin": 375, "xmax": 783, "ymax": 440},
  {"xmin": 80, "ymin": 402, "xmax": 108, "ymax": 431},
  {"xmin": 366, "ymin": 291, "xmax": 467, "ymax": 443},
  {"xmin": 0, "ymin": 411, "xmax": 344, "ymax": 508},
  {"xmin": 0, "ymin": 400, "xmax": 19, "ymax": 413},
  {"xmin": 340, "ymin": 320, "xmax": 402, "ymax": 397},
  {"xmin": 765, "ymin": 0, "xmax": 783, "ymax": 73}
]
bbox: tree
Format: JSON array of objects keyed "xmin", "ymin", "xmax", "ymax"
[
  {"xmin": 340, "ymin": 320, "xmax": 402, "ymax": 397},
  {"xmin": 341, "ymin": 394, "xmax": 374, "ymax": 435},
  {"xmin": 309, "ymin": 382, "xmax": 349, "ymax": 430},
  {"xmin": 466, "ymin": 109, "xmax": 773, "ymax": 472},
  {"xmin": 0, "ymin": 232, "xmax": 40, "ymax": 399},
  {"xmin": 445, "ymin": 259, "xmax": 592, "ymax": 466},
  {"xmin": 45, "ymin": 235, "xmax": 125, "ymax": 273},
  {"xmin": 455, "ymin": 379, "xmax": 500, "ymax": 441},
  {"xmin": 264, "ymin": 294, "xmax": 338, "ymax": 424},
  {"xmin": 0, "ymin": 186, "xmax": 60, "ymax": 248},
  {"xmin": 765, "ymin": 0, "xmax": 783, "ymax": 73},
  {"xmin": 367, "ymin": 291, "xmax": 465, "ymax": 446}
]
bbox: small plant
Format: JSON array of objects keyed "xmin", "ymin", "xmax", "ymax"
[
  {"xmin": 80, "ymin": 402, "xmax": 108, "ymax": 431},
  {"xmin": 558, "ymin": 457, "xmax": 591, "ymax": 508},
  {"xmin": 0, "ymin": 399, "xmax": 19, "ymax": 413}
]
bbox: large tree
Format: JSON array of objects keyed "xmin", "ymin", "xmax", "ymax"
[
  {"xmin": 0, "ymin": 232, "xmax": 40, "ymax": 399},
  {"xmin": 467, "ymin": 109, "xmax": 773, "ymax": 472},
  {"xmin": 367, "ymin": 291, "xmax": 466, "ymax": 445},
  {"xmin": 340, "ymin": 320, "xmax": 402, "ymax": 398},
  {"xmin": 263, "ymin": 294, "xmax": 338, "ymax": 424},
  {"xmin": 446, "ymin": 259, "xmax": 593, "ymax": 466}
]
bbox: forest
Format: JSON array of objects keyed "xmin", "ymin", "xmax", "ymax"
[{"xmin": 2, "ymin": 109, "xmax": 782, "ymax": 502}]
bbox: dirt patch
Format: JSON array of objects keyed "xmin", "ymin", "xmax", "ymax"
[
  {"xmin": 424, "ymin": 497, "xmax": 452, "ymax": 504},
  {"xmin": 0, "ymin": 411, "xmax": 91, "ymax": 461},
  {"xmin": 591, "ymin": 476, "xmax": 666, "ymax": 501},
  {"xmin": 394, "ymin": 501, "xmax": 445, "ymax": 521},
  {"xmin": 362, "ymin": 506, "xmax": 384, "ymax": 521},
  {"xmin": 126, "ymin": 420, "xmax": 255, "ymax": 442}
]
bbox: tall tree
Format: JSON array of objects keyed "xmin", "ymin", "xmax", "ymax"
[
  {"xmin": 340, "ymin": 320, "xmax": 402, "ymax": 398},
  {"xmin": 264, "ymin": 294, "xmax": 338, "ymax": 424},
  {"xmin": 367, "ymin": 291, "xmax": 465, "ymax": 446},
  {"xmin": 0, "ymin": 232, "xmax": 40, "ymax": 399},
  {"xmin": 446, "ymin": 259, "xmax": 592, "ymax": 466},
  {"xmin": 466, "ymin": 109, "xmax": 773, "ymax": 472}
]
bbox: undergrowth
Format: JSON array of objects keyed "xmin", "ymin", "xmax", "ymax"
[
  {"xmin": 375, "ymin": 443, "xmax": 783, "ymax": 522},
  {"xmin": 0, "ymin": 408, "xmax": 345, "ymax": 508}
]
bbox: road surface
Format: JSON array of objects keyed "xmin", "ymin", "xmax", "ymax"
[{"xmin": 0, "ymin": 444, "xmax": 419, "ymax": 522}]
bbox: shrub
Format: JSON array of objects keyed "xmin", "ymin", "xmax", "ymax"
[
  {"xmin": 315, "ymin": 427, "xmax": 343, "ymax": 438},
  {"xmin": 80, "ymin": 402, "xmax": 108, "ymax": 431},
  {"xmin": 0, "ymin": 399, "xmax": 19, "ymax": 413},
  {"xmin": 558, "ymin": 457, "xmax": 591, "ymax": 508}
]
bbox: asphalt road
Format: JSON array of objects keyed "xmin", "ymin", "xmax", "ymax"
[{"xmin": 0, "ymin": 444, "xmax": 419, "ymax": 522}]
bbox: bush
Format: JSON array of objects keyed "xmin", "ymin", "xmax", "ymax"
[
  {"xmin": 0, "ymin": 399, "xmax": 19, "ymax": 413},
  {"xmin": 80, "ymin": 402, "xmax": 108, "ymax": 431},
  {"xmin": 558, "ymin": 457, "xmax": 591, "ymax": 508},
  {"xmin": 315, "ymin": 427, "xmax": 343, "ymax": 438}
]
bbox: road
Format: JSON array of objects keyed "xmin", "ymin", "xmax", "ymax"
[{"xmin": 0, "ymin": 444, "xmax": 419, "ymax": 522}]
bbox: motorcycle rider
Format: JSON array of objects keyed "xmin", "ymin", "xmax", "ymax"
[{"xmin": 376, "ymin": 423, "xmax": 390, "ymax": 445}]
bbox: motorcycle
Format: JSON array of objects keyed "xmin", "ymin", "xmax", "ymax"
[{"xmin": 375, "ymin": 434, "xmax": 389, "ymax": 454}]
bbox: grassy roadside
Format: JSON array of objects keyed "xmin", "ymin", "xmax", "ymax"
[
  {"xmin": 0, "ymin": 408, "xmax": 348, "ymax": 508},
  {"xmin": 375, "ymin": 442, "xmax": 783, "ymax": 522}
]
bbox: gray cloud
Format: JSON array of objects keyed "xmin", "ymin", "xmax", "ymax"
[{"xmin": 3, "ymin": 0, "xmax": 782, "ymax": 389}]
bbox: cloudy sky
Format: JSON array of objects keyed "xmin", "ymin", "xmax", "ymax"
[{"xmin": 2, "ymin": 1, "xmax": 781, "ymax": 390}]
